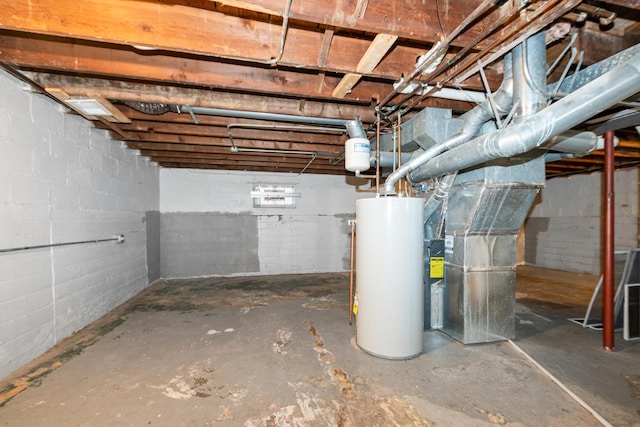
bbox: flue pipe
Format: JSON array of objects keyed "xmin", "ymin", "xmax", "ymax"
[{"xmin": 408, "ymin": 52, "xmax": 640, "ymax": 181}]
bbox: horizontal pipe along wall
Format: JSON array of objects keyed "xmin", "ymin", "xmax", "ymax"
[{"xmin": 0, "ymin": 70, "xmax": 159, "ymax": 379}]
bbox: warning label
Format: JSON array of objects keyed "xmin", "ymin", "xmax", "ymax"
[{"xmin": 430, "ymin": 257, "xmax": 445, "ymax": 279}]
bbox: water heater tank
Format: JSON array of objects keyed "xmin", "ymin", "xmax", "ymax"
[
  {"xmin": 355, "ymin": 197, "xmax": 424, "ymax": 359},
  {"xmin": 345, "ymin": 137, "xmax": 371, "ymax": 173}
]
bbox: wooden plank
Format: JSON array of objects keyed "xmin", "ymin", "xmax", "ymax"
[
  {"xmin": 332, "ymin": 33, "xmax": 398, "ymax": 98},
  {"xmin": 209, "ymin": 0, "xmax": 280, "ymax": 16},
  {"xmin": 0, "ymin": 0, "xmax": 294, "ymax": 62},
  {"xmin": 332, "ymin": 73, "xmax": 365, "ymax": 98},
  {"xmin": 356, "ymin": 34, "xmax": 399, "ymax": 73},
  {"xmin": 0, "ymin": 34, "xmax": 395, "ymax": 101},
  {"xmin": 211, "ymin": 0, "xmax": 500, "ymax": 48},
  {"xmin": 0, "ymin": 27, "xmax": 432, "ymax": 79},
  {"xmin": 317, "ymin": 28, "xmax": 335, "ymax": 67},
  {"xmin": 452, "ymin": 0, "xmax": 582, "ymax": 84},
  {"xmin": 0, "ymin": 0, "xmax": 489, "ymax": 59}
]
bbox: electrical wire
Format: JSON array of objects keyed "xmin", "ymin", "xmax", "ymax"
[{"xmin": 435, "ymin": 0, "xmax": 446, "ymax": 39}]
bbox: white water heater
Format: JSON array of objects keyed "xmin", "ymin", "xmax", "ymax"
[
  {"xmin": 355, "ymin": 197, "xmax": 424, "ymax": 359},
  {"xmin": 345, "ymin": 137, "xmax": 370, "ymax": 173}
]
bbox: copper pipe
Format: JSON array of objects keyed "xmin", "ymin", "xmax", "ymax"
[
  {"xmin": 349, "ymin": 219, "xmax": 356, "ymax": 325},
  {"xmin": 375, "ymin": 111, "xmax": 381, "ymax": 194},
  {"xmin": 396, "ymin": 114, "xmax": 403, "ymax": 194},
  {"xmin": 603, "ymin": 130, "xmax": 615, "ymax": 351}
]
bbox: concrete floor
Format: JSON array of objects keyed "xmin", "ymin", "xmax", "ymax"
[{"xmin": 1, "ymin": 266, "xmax": 639, "ymax": 426}]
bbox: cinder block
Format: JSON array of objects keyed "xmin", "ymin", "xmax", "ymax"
[
  {"xmin": 89, "ymin": 131, "xmax": 111, "ymax": 154},
  {"xmin": 64, "ymin": 114, "xmax": 91, "ymax": 142},
  {"xmin": 0, "ymin": 322, "xmax": 55, "ymax": 379},
  {"xmin": 0, "ymin": 69, "xmax": 159, "ymax": 378},
  {"xmin": 10, "ymin": 174, "xmax": 50, "ymax": 207},
  {"xmin": 0, "ymin": 110, "xmax": 10, "ymax": 142}
]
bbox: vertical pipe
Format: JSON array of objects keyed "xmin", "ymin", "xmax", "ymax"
[
  {"xmin": 376, "ymin": 112, "xmax": 381, "ymax": 195},
  {"xmin": 397, "ymin": 114, "xmax": 404, "ymax": 195},
  {"xmin": 349, "ymin": 219, "xmax": 356, "ymax": 325},
  {"xmin": 512, "ymin": 32, "xmax": 547, "ymax": 123},
  {"xmin": 603, "ymin": 130, "xmax": 615, "ymax": 351}
]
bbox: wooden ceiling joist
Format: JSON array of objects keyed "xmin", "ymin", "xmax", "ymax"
[{"xmin": 2, "ymin": 0, "xmax": 640, "ymax": 177}]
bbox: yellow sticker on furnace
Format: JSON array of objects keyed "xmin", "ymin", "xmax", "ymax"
[{"xmin": 430, "ymin": 257, "xmax": 444, "ymax": 279}]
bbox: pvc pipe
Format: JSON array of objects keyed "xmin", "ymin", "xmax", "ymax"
[{"xmin": 603, "ymin": 130, "xmax": 615, "ymax": 351}]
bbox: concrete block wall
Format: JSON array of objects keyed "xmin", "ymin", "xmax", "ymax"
[
  {"xmin": 160, "ymin": 169, "xmax": 369, "ymax": 277},
  {"xmin": 0, "ymin": 71, "xmax": 159, "ymax": 379},
  {"xmin": 524, "ymin": 168, "xmax": 638, "ymax": 275}
]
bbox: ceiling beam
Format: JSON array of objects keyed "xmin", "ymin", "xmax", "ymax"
[
  {"xmin": 0, "ymin": 30, "xmax": 433, "ymax": 82},
  {"xmin": 28, "ymin": 73, "xmax": 378, "ymax": 121},
  {"xmin": 210, "ymin": 0, "xmax": 502, "ymax": 48},
  {"xmin": 0, "ymin": 0, "xmax": 500, "ymax": 56}
]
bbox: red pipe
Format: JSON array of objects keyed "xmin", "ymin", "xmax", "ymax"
[{"xmin": 603, "ymin": 130, "xmax": 615, "ymax": 351}]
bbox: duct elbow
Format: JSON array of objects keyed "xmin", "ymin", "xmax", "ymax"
[{"xmin": 345, "ymin": 117, "xmax": 367, "ymax": 139}]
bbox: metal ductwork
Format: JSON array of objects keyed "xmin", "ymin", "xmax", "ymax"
[
  {"xmin": 417, "ymin": 35, "xmax": 640, "ymax": 344},
  {"xmin": 383, "ymin": 52, "xmax": 514, "ymax": 195},
  {"xmin": 409, "ymin": 49, "xmax": 640, "ymax": 180},
  {"xmin": 122, "ymin": 101, "xmax": 176, "ymax": 115},
  {"xmin": 437, "ymin": 32, "xmax": 548, "ymax": 344},
  {"xmin": 369, "ymin": 151, "xmax": 412, "ymax": 168}
]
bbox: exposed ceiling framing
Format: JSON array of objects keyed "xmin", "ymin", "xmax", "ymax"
[{"xmin": 1, "ymin": 0, "xmax": 640, "ymax": 179}]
